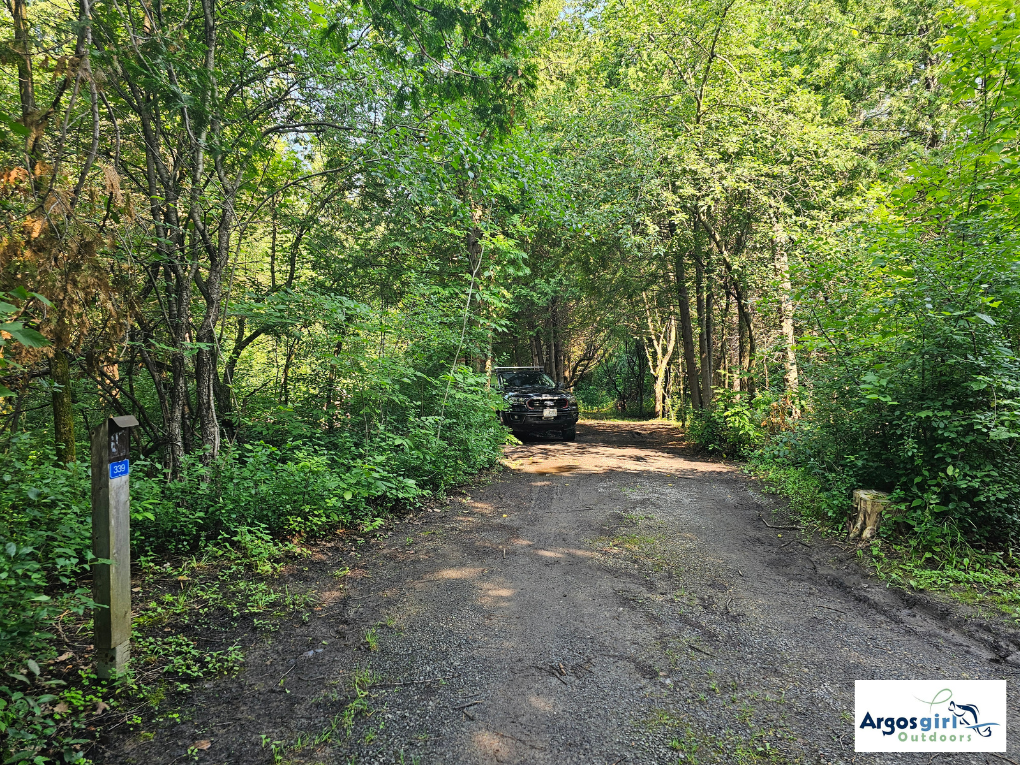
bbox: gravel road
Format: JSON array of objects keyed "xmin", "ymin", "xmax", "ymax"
[{"xmin": 110, "ymin": 421, "xmax": 1019, "ymax": 765}]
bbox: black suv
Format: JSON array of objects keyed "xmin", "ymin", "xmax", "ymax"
[{"xmin": 493, "ymin": 367, "xmax": 579, "ymax": 441}]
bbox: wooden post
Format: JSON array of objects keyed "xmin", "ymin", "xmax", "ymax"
[{"xmin": 91, "ymin": 414, "xmax": 138, "ymax": 679}]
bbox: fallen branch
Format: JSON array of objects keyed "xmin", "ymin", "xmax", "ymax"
[
  {"xmin": 759, "ymin": 514, "xmax": 803, "ymax": 531},
  {"xmin": 816, "ymin": 604, "xmax": 846, "ymax": 614},
  {"xmin": 687, "ymin": 642, "xmax": 716, "ymax": 657},
  {"xmin": 278, "ymin": 662, "xmax": 297, "ymax": 682},
  {"xmin": 452, "ymin": 699, "xmax": 484, "ymax": 710}
]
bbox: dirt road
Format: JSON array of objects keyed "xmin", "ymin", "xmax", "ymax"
[{"xmin": 111, "ymin": 422, "xmax": 1019, "ymax": 765}]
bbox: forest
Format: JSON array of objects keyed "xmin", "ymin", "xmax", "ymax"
[{"xmin": 1, "ymin": 0, "xmax": 1019, "ymax": 759}]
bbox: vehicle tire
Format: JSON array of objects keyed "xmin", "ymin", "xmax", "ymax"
[
  {"xmin": 562, "ymin": 427, "xmax": 576, "ymax": 442},
  {"xmin": 511, "ymin": 430, "xmax": 526, "ymax": 442}
]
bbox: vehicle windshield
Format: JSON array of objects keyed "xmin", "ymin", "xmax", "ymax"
[{"xmin": 500, "ymin": 371, "xmax": 556, "ymax": 388}]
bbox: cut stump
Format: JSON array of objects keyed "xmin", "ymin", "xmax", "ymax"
[{"xmin": 849, "ymin": 490, "xmax": 891, "ymax": 542}]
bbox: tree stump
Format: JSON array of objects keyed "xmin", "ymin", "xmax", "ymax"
[{"xmin": 849, "ymin": 490, "xmax": 891, "ymax": 541}]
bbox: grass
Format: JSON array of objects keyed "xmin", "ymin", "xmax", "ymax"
[
  {"xmin": 642, "ymin": 712, "xmax": 792, "ymax": 764},
  {"xmin": 266, "ymin": 666, "xmax": 380, "ymax": 762},
  {"xmin": 591, "ymin": 531, "xmax": 668, "ymax": 573},
  {"xmin": 364, "ymin": 628, "xmax": 379, "ymax": 652},
  {"xmin": 9, "ymin": 516, "xmax": 404, "ymax": 765},
  {"xmin": 0, "ymin": 538, "xmax": 324, "ymax": 765}
]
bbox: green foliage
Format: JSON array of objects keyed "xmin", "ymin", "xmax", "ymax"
[
  {"xmin": 0, "ymin": 445, "xmax": 95, "ymax": 662},
  {"xmin": 687, "ymin": 390, "xmax": 768, "ymax": 457},
  {"xmin": 130, "ymin": 443, "xmax": 415, "ymax": 552},
  {"xmin": 0, "ymin": 359, "xmax": 502, "ymax": 760},
  {"xmin": 0, "ymin": 289, "xmax": 52, "ymax": 397},
  {"xmin": 747, "ymin": 447, "xmax": 854, "ymax": 526},
  {"xmin": 0, "ymin": 670, "xmax": 70, "ymax": 765},
  {"xmin": 763, "ymin": 0, "xmax": 1020, "ymax": 552},
  {"xmin": 574, "ymin": 342, "xmax": 653, "ymax": 417},
  {"xmin": 135, "ymin": 636, "xmax": 244, "ymax": 686},
  {"xmin": 752, "ymin": 450, "xmax": 1020, "ymax": 617}
]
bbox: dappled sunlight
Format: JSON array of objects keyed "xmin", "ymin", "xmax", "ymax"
[
  {"xmin": 428, "ymin": 566, "xmax": 486, "ymax": 580},
  {"xmin": 471, "ymin": 730, "xmax": 515, "ymax": 761},
  {"xmin": 503, "ymin": 421, "xmax": 738, "ymax": 481},
  {"xmin": 477, "ymin": 583, "xmax": 516, "ymax": 607},
  {"xmin": 535, "ymin": 549, "xmax": 564, "ymax": 558},
  {"xmin": 482, "ymin": 587, "xmax": 515, "ymax": 598},
  {"xmin": 526, "ymin": 463, "xmax": 581, "ymax": 475},
  {"xmin": 545, "ymin": 546, "xmax": 597, "ymax": 559},
  {"xmin": 528, "ymin": 694, "xmax": 555, "ymax": 712}
]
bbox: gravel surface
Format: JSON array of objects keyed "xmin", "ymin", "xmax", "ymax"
[{"xmin": 108, "ymin": 421, "xmax": 1019, "ymax": 765}]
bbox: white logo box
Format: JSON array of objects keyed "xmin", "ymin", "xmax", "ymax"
[{"xmin": 855, "ymin": 680, "xmax": 1007, "ymax": 752}]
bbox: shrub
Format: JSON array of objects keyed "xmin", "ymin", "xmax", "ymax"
[
  {"xmin": 795, "ymin": 317, "xmax": 1020, "ymax": 546},
  {"xmin": 687, "ymin": 388, "xmax": 768, "ymax": 457}
]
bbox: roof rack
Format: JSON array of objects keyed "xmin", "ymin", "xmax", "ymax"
[{"xmin": 492, "ymin": 366, "xmax": 545, "ymax": 372}]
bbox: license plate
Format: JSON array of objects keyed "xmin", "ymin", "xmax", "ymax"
[{"xmin": 543, "ymin": 408, "xmax": 556, "ymax": 419}]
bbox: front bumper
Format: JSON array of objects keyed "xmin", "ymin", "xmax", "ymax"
[{"xmin": 499, "ymin": 410, "xmax": 579, "ymax": 432}]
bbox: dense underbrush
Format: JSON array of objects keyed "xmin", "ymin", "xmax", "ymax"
[
  {"xmin": 687, "ymin": 372, "xmax": 1020, "ymax": 622},
  {"xmin": 0, "ymin": 371, "xmax": 507, "ymax": 763}
]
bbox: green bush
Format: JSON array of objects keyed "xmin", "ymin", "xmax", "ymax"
[
  {"xmin": 790, "ymin": 316, "xmax": 1020, "ymax": 546},
  {"xmin": 129, "ymin": 441, "xmax": 419, "ymax": 552},
  {"xmin": 0, "ymin": 365, "xmax": 507, "ymax": 760},
  {"xmin": 687, "ymin": 388, "xmax": 768, "ymax": 457}
]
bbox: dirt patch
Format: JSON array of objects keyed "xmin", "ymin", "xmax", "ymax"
[{"xmin": 102, "ymin": 421, "xmax": 1020, "ymax": 765}]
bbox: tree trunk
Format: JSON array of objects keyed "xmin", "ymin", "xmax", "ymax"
[
  {"xmin": 737, "ymin": 291, "xmax": 747, "ymax": 391},
  {"xmin": 650, "ymin": 325, "xmax": 676, "ymax": 418},
  {"xmin": 549, "ymin": 299, "xmax": 560, "ymax": 384},
  {"xmin": 11, "ymin": 0, "xmax": 36, "ymax": 122},
  {"xmin": 703, "ymin": 271, "xmax": 714, "ymax": 399},
  {"xmin": 642, "ymin": 296, "xmax": 677, "ymax": 419},
  {"xmin": 674, "ymin": 235, "xmax": 702, "ymax": 410},
  {"xmin": 635, "ymin": 339, "xmax": 645, "ymax": 417},
  {"xmin": 721, "ymin": 289, "xmax": 732, "ymax": 390},
  {"xmin": 483, "ymin": 326, "xmax": 494, "ymax": 382},
  {"xmin": 773, "ymin": 226, "xmax": 799, "ymax": 408},
  {"xmin": 168, "ymin": 350, "xmax": 188, "ymax": 475},
  {"xmin": 161, "ymin": 259, "xmax": 191, "ymax": 476},
  {"xmin": 51, "ymin": 351, "xmax": 76, "ymax": 464},
  {"xmin": 696, "ymin": 233, "xmax": 713, "ymax": 408},
  {"xmin": 280, "ymin": 338, "xmax": 298, "ymax": 407},
  {"xmin": 731, "ymin": 276, "xmax": 756, "ymax": 397}
]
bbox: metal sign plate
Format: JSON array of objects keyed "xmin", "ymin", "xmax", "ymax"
[{"xmin": 109, "ymin": 459, "xmax": 130, "ymax": 479}]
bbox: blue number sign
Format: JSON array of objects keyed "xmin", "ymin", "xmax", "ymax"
[{"xmin": 109, "ymin": 459, "xmax": 130, "ymax": 479}]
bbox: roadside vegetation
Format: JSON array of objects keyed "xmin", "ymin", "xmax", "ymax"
[
  {"xmin": 529, "ymin": 0, "xmax": 1020, "ymax": 619},
  {"xmin": 3, "ymin": 0, "xmax": 1020, "ymax": 760}
]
